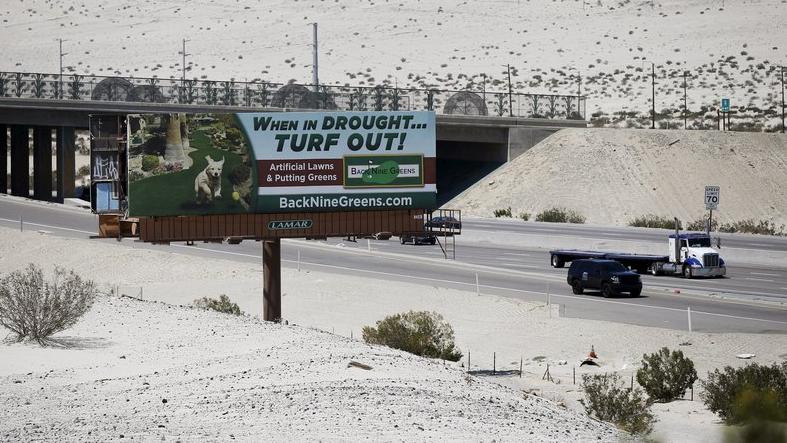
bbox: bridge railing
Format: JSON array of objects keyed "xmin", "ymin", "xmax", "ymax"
[{"xmin": 0, "ymin": 71, "xmax": 586, "ymax": 120}]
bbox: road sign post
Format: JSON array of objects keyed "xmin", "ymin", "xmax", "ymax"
[{"xmin": 704, "ymin": 186, "xmax": 720, "ymax": 234}]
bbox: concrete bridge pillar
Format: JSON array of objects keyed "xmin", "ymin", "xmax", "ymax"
[
  {"xmin": 33, "ymin": 126, "xmax": 53, "ymax": 201},
  {"xmin": 56, "ymin": 126, "xmax": 75, "ymax": 202},
  {"xmin": 10, "ymin": 125, "xmax": 29, "ymax": 197},
  {"xmin": 1, "ymin": 125, "xmax": 6, "ymax": 194}
]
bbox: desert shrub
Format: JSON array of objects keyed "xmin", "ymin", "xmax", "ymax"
[
  {"xmin": 536, "ymin": 207, "xmax": 586, "ymax": 224},
  {"xmin": 719, "ymin": 219, "xmax": 785, "ymax": 236},
  {"xmin": 686, "ymin": 215, "xmax": 718, "ymax": 231},
  {"xmin": 362, "ymin": 310, "xmax": 462, "ymax": 361},
  {"xmin": 580, "ymin": 373, "xmax": 656, "ymax": 435},
  {"xmin": 0, "ymin": 264, "xmax": 97, "ymax": 345},
  {"xmin": 629, "ymin": 214, "xmax": 679, "ymax": 229},
  {"xmin": 229, "ymin": 164, "xmax": 251, "ymax": 186},
  {"xmin": 193, "ymin": 294, "xmax": 242, "ymax": 316},
  {"xmin": 519, "ymin": 212, "xmax": 530, "ymax": 221},
  {"xmin": 141, "ymin": 154, "xmax": 160, "ymax": 172},
  {"xmin": 566, "ymin": 210, "xmax": 586, "ymax": 224},
  {"xmin": 493, "ymin": 207, "xmax": 512, "ymax": 218},
  {"xmin": 76, "ymin": 165, "xmax": 91, "ymax": 176},
  {"xmin": 636, "ymin": 347, "xmax": 698, "ymax": 402},
  {"xmin": 701, "ymin": 362, "xmax": 787, "ymax": 425}
]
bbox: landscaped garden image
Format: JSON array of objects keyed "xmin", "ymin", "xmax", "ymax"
[{"xmin": 127, "ymin": 113, "xmax": 255, "ymax": 216}]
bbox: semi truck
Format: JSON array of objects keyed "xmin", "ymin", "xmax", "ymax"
[{"xmin": 549, "ymin": 232, "xmax": 726, "ymax": 279}]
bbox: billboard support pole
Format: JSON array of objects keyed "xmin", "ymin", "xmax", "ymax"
[{"xmin": 263, "ymin": 239, "xmax": 282, "ymax": 322}]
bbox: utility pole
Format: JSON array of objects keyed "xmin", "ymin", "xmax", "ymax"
[
  {"xmin": 58, "ymin": 38, "xmax": 64, "ymax": 99},
  {"xmin": 181, "ymin": 39, "xmax": 190, "ymax": 82},
  {"xmin": 781, "ymin": 66, "xmax": 785, "ymax": 134},
  {"xmin": 577, "ymin": 70, "xmax": 582, "ymax": 118},
  {"xmin": 482, "ymin": 72, "xmax": 486, "ymax": 106},
  {"xmin": 683, "ymin": 70, "xmax": 688, "ymax": 129},
  {"xmin": 506, "ymin": 64, "xmax": 513, "ymax": 117},
  {"xmin": 312, "ymin": 23, "xmax": 319, "ymax": 92},
  {"xmin": 651, "ymin": 62, "xmax": 656, "ymax": 129}
]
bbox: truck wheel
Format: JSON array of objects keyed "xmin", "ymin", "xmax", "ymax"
[
  {"xmin": 683, "ymin": 266, "xmax": 693, "ymax": 279},
  {"xmin": 650, "ymin": 263, "xmax": 662, "ymax": 276},
  {"xmin": 551, "ymin": 255, "xmax": 564, "ymax": 268},
  {"xmin": 571, "ymin": 280, "xmax": 584, "ymax": 295},
  {"xmin": 430, "ymin": 238, "xmax": 436, "ymax": 245},
  {"xmin": 630, "ymin": 289, "xmax": 642, "ymax": 297},
  {"xmin": 400, "ymin": 237, "xmax": 406, "ymax": 245},
  {"xmin": 602, "ymin": 283, "xmax": 613, "ymax": 298}
]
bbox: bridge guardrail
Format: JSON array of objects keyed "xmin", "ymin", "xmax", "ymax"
[{"xmin": 0, "ymin": 71, "xmax": 586, "ymax": 120}]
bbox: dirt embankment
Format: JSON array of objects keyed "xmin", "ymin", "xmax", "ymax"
[{"xmin": 449, "ymin": 129, "xmax": 787, "ymax": 227}]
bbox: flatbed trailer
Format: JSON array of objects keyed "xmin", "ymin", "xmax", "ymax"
[{"xmin": 549, "ymin": 250, "xmax": 670, "ymax": 273}]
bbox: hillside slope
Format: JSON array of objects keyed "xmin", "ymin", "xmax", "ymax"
[
  {"xmin": 448, "ymin": 129, "xmax": 787, "ymax": 227},
  {"xmin": 0, "ymin": 0, "xmax": 785, "ymax": 120},
  {"xmin": 0, "ymin": 293, "xmax": 618, "ymax": 441}
]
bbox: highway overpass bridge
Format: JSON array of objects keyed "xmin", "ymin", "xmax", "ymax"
[{"xmin": 0, "ymin": 73, "xmax": 586, "ymax": 205}]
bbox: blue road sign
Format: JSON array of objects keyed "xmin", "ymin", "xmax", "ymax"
[{"xmin": 721, "ymin": 98, "xmax": 730, "ymax": 112}]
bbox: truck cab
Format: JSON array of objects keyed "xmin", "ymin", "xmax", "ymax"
[{"xmin": 665, "ymin": 233, "xmax": 726, "ymax": 278}]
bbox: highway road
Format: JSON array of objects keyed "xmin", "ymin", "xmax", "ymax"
[{"xmin": 1, "ymin": 197, "xmax": 785, "ymax": 334}]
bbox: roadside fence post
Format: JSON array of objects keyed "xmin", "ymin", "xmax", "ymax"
[
  {"xmin": 493, "ymin": 352, "xmax": 496, "ymax": 375},
  {"xmin": 20, "ymin": 216, "xmax": 23, "ymax": 232},
  {"xmin": 297, "ymin": 249, "xmax": 301, "ymax": 272},
  {"xmin": 367, "ymin": 239, "xmax": 371, "ymax": 252},
  {"xmin": 519, "ymin": 357, "xmax": 523, "ymax": 378},
  {"xmin": 687, "ymin": 306, "xmax": 693, "ymax": 333},
  {"xmin": 475, "ymin": 273, "xmax": 480, "ymax": 296},
  {"xmin": 573, "ymin": 366, "xmax": 576, "ymax": 385}
]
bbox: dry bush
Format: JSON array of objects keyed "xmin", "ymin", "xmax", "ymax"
[
  {"xmin": 636, "ymin": 347, "xmax": 698, "ymax": 402},
  {"xmin": 629, "ymin": 214, "xmax": 679, "ymax": 229},
  {"xmin": 0, "ymin": 264, "xmax": 97, "ymax": 345},
  {"xmin": 493, "ymin": 207, "xmax": 512, "ymax": 218},
  {"xmin": 193, "ymin": 294, "xmax": 242, "ymax": 316},
  {"xmin": 580, "ymin": 372, "xmax": 656, "ymax": 435},
  {"xmin": 536, "ymin": 207, "xmax": 586, "ymax": 224},
  {"xmin": 363, "ymin": 310, "xmax": 462, "ymax": 361},
  {"xmin": 702, "ymin": 362, "xmax": 787, "ymax": 425}
]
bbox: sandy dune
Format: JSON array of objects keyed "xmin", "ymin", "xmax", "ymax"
[{"xmin": 449, "ymin": 129, "xmax": 787, "ymax": 227}]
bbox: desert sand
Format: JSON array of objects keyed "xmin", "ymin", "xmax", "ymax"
[
  {"xmin": 2, "ymin": 227, "xmax": 786, "ymax": 441},
  {"xmin": 450, "ymin": 129, "xmax": 787, "ymax": 227}
]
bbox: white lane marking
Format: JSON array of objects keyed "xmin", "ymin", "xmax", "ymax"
[
  {"xmin": 0, "ymin": 217, "xmax": 95, "ymax": 235},
  {"xmin": 171, "ymin": 244, "xmax": 787, "ymax": 326},
  {"xmin": 750, "ymin": 272, "xmax": 780, "ymax": 277},
  {"xmin": 744, "ymin": 277, "xmax": 775, "ymax": 282},
  {"xmin": 499, "ymin": 263, "xmax": 540, "ymax": 269},
  {"xmin": 502, "ymin": 252, "xmax": 531, "ymax": 257}
]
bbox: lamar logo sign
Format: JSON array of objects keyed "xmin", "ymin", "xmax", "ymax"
[{"xmin": 268, "ymin": 219, "xmax": 313, "ymax": 230}]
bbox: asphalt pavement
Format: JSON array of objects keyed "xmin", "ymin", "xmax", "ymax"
[{"xmin": 1, "ymin": 196, "xmax": 785, "ymax": 334}]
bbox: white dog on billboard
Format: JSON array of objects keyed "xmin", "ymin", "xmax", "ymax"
[{"xmin": 194, "ymin": 155, "xmax": 224, "ymax": 204}]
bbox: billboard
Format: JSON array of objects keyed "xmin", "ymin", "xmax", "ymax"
[{"xmin": 127, "ymin": 111, "xmax": 436, "ymax": 216}]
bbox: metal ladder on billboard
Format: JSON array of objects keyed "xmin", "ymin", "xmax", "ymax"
[{"xmin": 427, "ymin": 209, "xmax": 461, "ymax": 260}]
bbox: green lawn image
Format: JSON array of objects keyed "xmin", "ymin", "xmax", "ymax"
[{"xmin": 129, "ymin": 130, "xmax": 255, "ymax": 216}]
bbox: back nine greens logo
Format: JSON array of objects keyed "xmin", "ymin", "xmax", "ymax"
[
  {"xmin": 361, "ymin": 159, "xmax": 401, "ymax": 185},
  {"xmin": 268, "ymin": 219, "xmax": 313, "ymax": 230},
  {"xmin": 344, "ymin": 155, "xmax": 424, "ymax": 188}
]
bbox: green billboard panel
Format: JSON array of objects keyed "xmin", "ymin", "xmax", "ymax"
[{"xmin": 127, "ymin": 111, "xmax": 436, "ymax": 216}]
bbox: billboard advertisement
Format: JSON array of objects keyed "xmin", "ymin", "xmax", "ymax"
[{"xmin": 127, "ymin": 111, "xmax": 436, "ymax": 216}]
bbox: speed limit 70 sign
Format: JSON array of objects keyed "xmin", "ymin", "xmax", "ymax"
[{"xmin": 705, "ymin": 186, "xmax": 720, "ymax": 210}]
